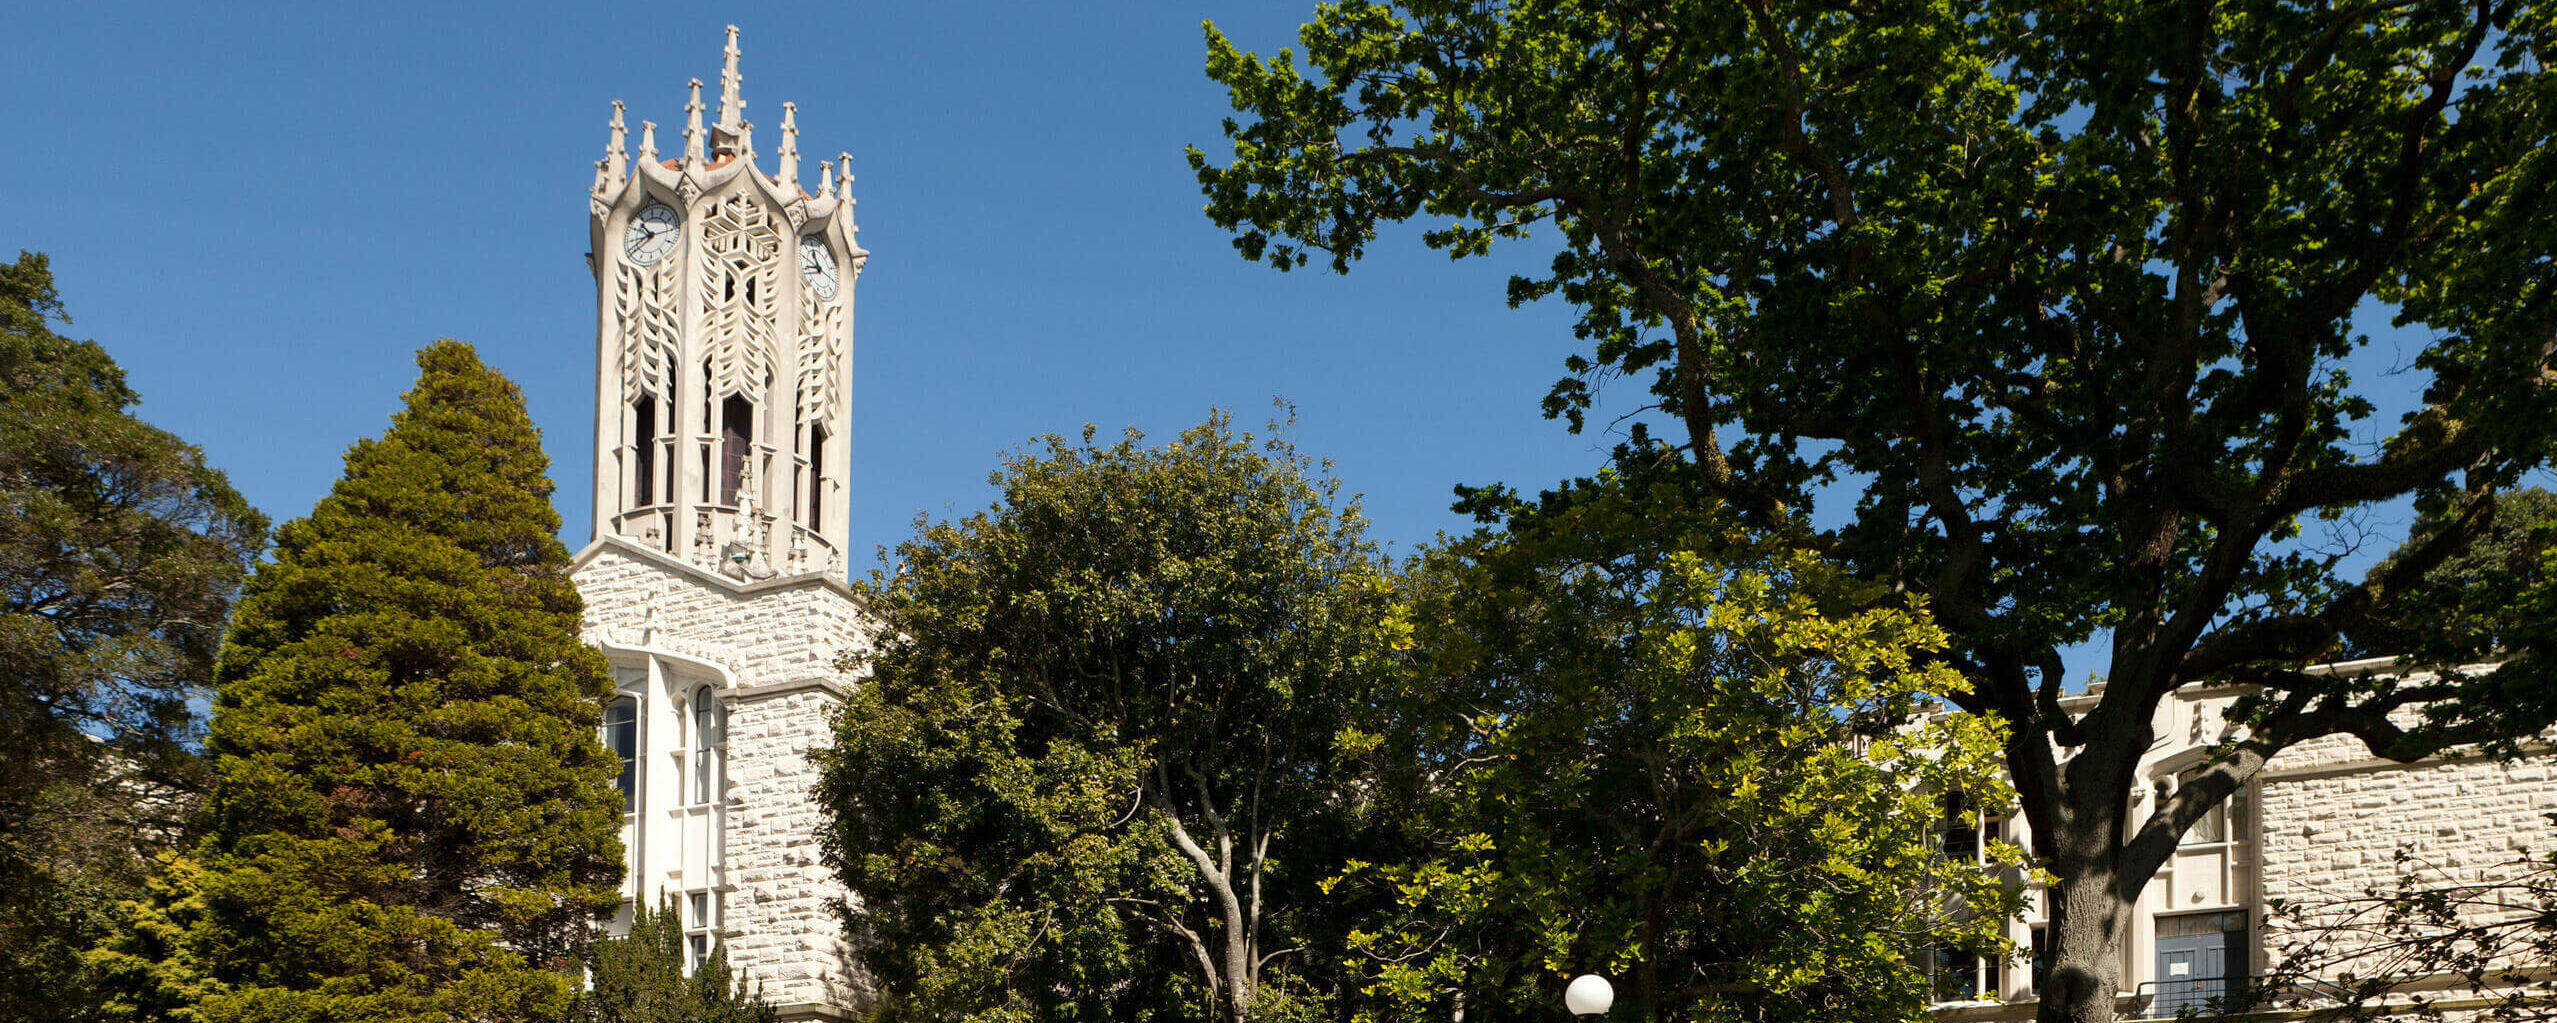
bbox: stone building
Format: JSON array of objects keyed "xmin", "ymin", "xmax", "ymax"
[
  {"xmin": 1928, "ymin": 660, "xmax": 2556, "ymax": 1021},
  {"xmin": 568, "ymin": 28, "xmax": 876, "ymax": 1022}
]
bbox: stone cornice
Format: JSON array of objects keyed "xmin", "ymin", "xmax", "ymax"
[
  {"xmin": 770, "ymin": 1002, "xmax": 864, "ymax": 1023},
  {"xmin": 728, "ymin": 675, "xmax": 852, "ymax": 703},
  {"xmin": 573, "ymin": 533, "xmax": 873, "ymax": 610}
]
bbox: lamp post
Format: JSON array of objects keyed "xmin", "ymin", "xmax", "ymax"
[{"xmin": 1564, "ymin": 975, "xmax": 1614, "ymax": 1017}]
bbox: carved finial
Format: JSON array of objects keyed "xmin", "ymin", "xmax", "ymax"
[
  {"xmin": 817, "ymin": 160, "xmax": 833, "ymax": 196},
  {"xmin": 836, "ymin": 152, "xmax": 853, "ymax": 201},
  {"xmin": 717, "ymin": 25, "xmax": 745, "ymax": 130},
  {"xmin": 683, "ymin": 79, "xmax": 707, "ymax": 166},
  {"xmin": 639, "ymin": 120, "xmax": 659, "ymax": 162},
  {"xmin": 777, "ymin": 102, "xmax": 800, "ymax": 189},
  {"xmin": 602, "ymin": 100, "xmax": 629, "ymax": 187},
  {"xmin": 736, "ymin": 120, "xmax": 755, "ymax": 167}
]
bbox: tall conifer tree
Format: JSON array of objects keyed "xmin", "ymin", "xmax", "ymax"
[{"xmin": 172, "ymin": 340, "xmax": 622, "ymax": 1021}]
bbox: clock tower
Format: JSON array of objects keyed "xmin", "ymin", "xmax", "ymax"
[{"xmin": 570, "ymin": 27, "xmax": 875, "ymax": 1021}]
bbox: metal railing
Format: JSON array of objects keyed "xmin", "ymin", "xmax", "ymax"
[
  {"xmin": 2134, "ymin": 975, "xmax": 2261, "ymax": 1018},
  {"xmin": 2130, "ymin": 974, "xmax": 2362, "ymax": 1019}
]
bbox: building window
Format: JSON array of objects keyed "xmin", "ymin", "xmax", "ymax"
[
  {"xmin": 2180, "ymin": 786, "xmax": 2246, "ymax": 846},
  {"xmin": 1939, "ymin": 793, "xmax": 2003, "ymax": 863},
  {"xmin": 2028, "ymin": 925, "xmax": 2050, "ymax": 995},
  {"xmin": 685, "ymin": 890, "xmax": 718, "ymax": 974},
  {"xmin": 632, "ymin": 396, "xmax": 658, "ymax": 506},
  {"xmin": 1929, "ymin": 943, "xmax": 2001, "ymax": 1002},
  {"xmin": 718, "ymin": 394, "xmax": 754, "ymax": 506},
  {"xmin": 692, "ymin": 685, "xmax": 721, "ymax": 805},
  {"xmin": 603, "ymin": 695, "xmax": 638, "ymax": 811},
  {"xmin": 807, "ymin": 425, "xmax": 827, "ymax": 527}
]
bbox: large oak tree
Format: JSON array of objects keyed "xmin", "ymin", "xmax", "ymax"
[{"xmin": 1192, "ymin": 3, "xmax": 2557, "ymax": 1021}]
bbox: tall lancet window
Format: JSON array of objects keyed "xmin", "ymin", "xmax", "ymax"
[
  {"xmin": 603, "ymin": 696, "xmax": 638, "ymax": 811},
  {"xmin": 807, "ymin": 426, "xmax": 828, "ymax": 528},
  {"xmin": 718, "ymin": 395, "xmax": 754, "ymax": 506},
  {"xmin": 632, "ymin": 396, "xmax": 659, "ymax": 507},
  {"xmin": 692, "ymin": 685, "xmax": 722, "ymax": 805}
]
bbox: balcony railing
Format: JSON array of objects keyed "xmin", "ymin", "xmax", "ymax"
[{"xmin": 2128, "ymin": 974, "xmax": 2360, "ymax": 1019}]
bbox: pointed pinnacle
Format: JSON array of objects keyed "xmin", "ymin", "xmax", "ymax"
[
  {"xmin": 683, "ymin": 78, "xmax": 707, "ymax": 165},
  {"xmin": 717, "ymin": 24, "xmax": 745, "ymax": 130}
]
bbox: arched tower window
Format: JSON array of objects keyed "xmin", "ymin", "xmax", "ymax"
[
  {"xmin": 807, "ymin": 425, "xmax": 828, "ymax": 528},
  {"xmin": 692, "ymin": 685, "xmax": 722, "ymax": 805},
  {"xmin": 632, "ymin": 395, "xmax": 659, "ymax": 506},
  {"xmin": 603, "ymin": 696, "xmax": 639, "ymax": 811},
  {"xmin": 718, "ymin": 394, "xmax": 754, "ymax": 506}
]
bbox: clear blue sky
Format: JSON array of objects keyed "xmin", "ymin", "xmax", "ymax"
[
  {"xmin": 1, "ymin": 1, "xmax": 2467, "ymax": 681},
  {"xmin": 2, "ymin": 1, "xmax": 1604, "ymax": 565}
]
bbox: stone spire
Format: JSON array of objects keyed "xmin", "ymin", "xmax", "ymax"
[
  {"xmin": 716, "ymin": 24, "xmax": 745, "ymax": 131},
  {"xmin": 682, "ymin": 79, "xmax": 707, "ymax": 167},
  {"xmin": 639, "ymin": 120, "xmax": 659, "ymax": 162},
  {"xmin": 601, "ymin": 100, "xmax": 629, "ymax": 187},
  {"xmin": 776, "ymin": 102, "xmax": 800, "ymax": 190},
  {"xmin": 836, "ymin": 153, "xmax": 854, "ymax": 202}
]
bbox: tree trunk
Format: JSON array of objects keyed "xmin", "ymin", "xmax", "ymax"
[{"xmin": 2037, "ymin": 829, "xmax": 2131, "ymax": 1023}]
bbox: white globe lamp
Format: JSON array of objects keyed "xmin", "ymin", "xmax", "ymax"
[{"xmin": 1563, "ymin": 974, "xmax": 1614, "ymax": 1017}]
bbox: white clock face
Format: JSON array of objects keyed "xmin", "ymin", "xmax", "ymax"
[
  {"xmin": 799, "ymin": 235, "xmax": 840, "ymax": 300},
  {"xmin": 624, "ymin": 203, "xmax": 680, "ymax": 266}
]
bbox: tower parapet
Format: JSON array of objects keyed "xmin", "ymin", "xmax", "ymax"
[{"xmin": 588, "ymin": 25, "xmax": 864, "ymax": 582}]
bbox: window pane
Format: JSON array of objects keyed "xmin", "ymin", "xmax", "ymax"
[
  {"xmin": 2183, "ymin": 802, "xmax": 2226, "ymax": 844},
  {"xmin": 604, "ymin": 697, "xmax": 638, "ymax": 811},
  {"xmin": 1934, "ymin": 947, "xmax": 1983, "ymax": 1000},
  {"xmin": 2030, "ymin": 926, "xmax": 2050, "ymax": 994}
]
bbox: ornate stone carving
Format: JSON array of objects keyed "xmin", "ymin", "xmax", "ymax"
[
  {"xmin": 617, "ymin": 259, "xmax": 681, "ymax": 401},
  {"xmin": 699, "ymin": 191, "xmax": 782, "ymax": 401},
  {"xmin": 796, "ymin": 267, "xmax": 846, "ymax": 428}
]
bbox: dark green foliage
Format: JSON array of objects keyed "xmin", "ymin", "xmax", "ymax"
[
  {"xmin": 2346, "ymin": 489, "xmax": 2557, "ymax": 660},
  {"xmin": 577, "ymin": 902, "xmax": 777, "ymax": 1023},
  {"xmin": 1195, "ymin": 4, "xmax": 2557, "ymax": 1020},
  {"xmin": 0, "ymin": 251, "xmax": 266, "ymax": 1022},
  {"xmin": 817, "ymin": 413, "xmax": 1403, "ymax": 1023},
  {"xmin": 97, "ymin": 340, "xmax": 624, "ymax": 1022}
]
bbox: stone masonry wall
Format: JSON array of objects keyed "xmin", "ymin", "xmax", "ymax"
[
  {"xmin": 575, "ymin": 541, "xmax": 876, "ymax": 689},
  {"xmin": 575, "ymin": 538, "xmax": 877, "ymax": 1019},
  {"xmin": 726, "ymin": 685, "xmax": 870, "ymax": 1014},
  {"xmin": 2257, "ymin": 740, "xmax": 2557, "ymax": 980}
]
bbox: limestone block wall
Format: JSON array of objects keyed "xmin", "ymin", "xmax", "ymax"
[
  {"xmin": 2257, "ymin": 740, "xmax": 2557, "ymax": 980},
  {"xmin": 726, "ymin": 683, "xmax": 870, "ymax": 1016},
  {"xmin": 574, "ymin": 539, "xmax": 876, "ymax": 688},
  {"xmin": 574, "ymin": 536, "xmax": 878, "ymax": 1020}
]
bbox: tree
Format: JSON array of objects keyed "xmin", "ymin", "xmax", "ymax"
[
  {"xmin": 0, "ymin": 250, "xmax": 266, "ymax": 1022},
  {"xmin": 816, "ymin": 414, "xmax": 1403, "ymax": 1023},
  {"xmin": 1192, "ymin": 4, "xmax": 2557, "ymax": 1022},
  {"xmin": 119, "ymin": 340, "xmax": 624, "ymax": 1021},
  {"xmin": 577, "ymin": 901, "xmax": 777, "ymax": 1023},
  {"xmin": 2344, "ymin": 488, "xmax": 2557, "ymax": 660},
  {"xmin": 1338, "ymin": 472, "xmax": 2026, "ymax": 1023}
]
